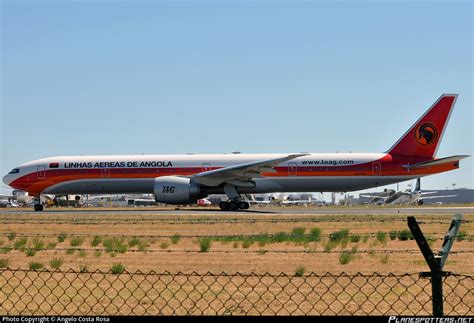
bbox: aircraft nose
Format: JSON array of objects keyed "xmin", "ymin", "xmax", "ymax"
[{"xmin": 3, "ymin": 174, "xmax": 12, "ymax": 186}]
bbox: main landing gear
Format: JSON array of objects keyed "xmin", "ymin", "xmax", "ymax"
[
  {"xmin": 218, "ymin": 184, "xmax": 250, "ymax": 211},
  {"xmin": 219, "ymin": 200, "xmax": 250, "ymax": 211}
]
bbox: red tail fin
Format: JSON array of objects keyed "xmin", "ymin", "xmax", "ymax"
[{"xmin": 387, "ymin": 94, "xmax": 457, "ymax": 159}]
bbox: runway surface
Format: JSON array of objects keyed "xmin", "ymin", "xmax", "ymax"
[{"xmin": 1, "ymin": 206, "xmax": 473, "ymax": 215}]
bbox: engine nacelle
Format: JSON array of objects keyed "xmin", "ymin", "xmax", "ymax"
[
  {"xmin": 154, "ymin": 176, "xmax": 200, "ymax": 204},
  {"xmin": 417, "ymin": 199, "xmax": 424, "ymax": 206}
]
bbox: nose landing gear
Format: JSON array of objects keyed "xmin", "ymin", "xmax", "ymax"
[
  {"xmin": 33, "ymin": 197, "xmax": 44, "ymax": 212},
  {"xmin": 33, "ymin": 204, "xmax": 44, "ymax": 212}
]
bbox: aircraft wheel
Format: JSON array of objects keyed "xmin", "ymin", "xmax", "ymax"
[
  {"xmin": 219, "ymin": 201, "xmax": 230, "ymax": 211},
  {"xmin": 34, "ymin": 204, "xmax": 44, "ymax": 212},
  {"xmin": 238, "ymin": 201, "xmax": 249, "ymax": 210},
  {"xmin": 230, "ymin": 201, "xmax": 239, "ymax": 211}
]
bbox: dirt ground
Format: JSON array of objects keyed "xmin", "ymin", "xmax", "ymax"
[
  {"xmin": 0, "ymin": 206, "xmax": 472, "ymax": 316},
  {"xmin": 0, "ymin": 207, "xmax": 472, "ymax": 274}
]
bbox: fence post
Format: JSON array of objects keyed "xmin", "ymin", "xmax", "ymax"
[
  {"xmin": 407, "ymin": 214, "xmax": 462, "ymax": 316},
  {"xmin": 431, "ymin": 257, "xmax": 444, "ymax": 316}
]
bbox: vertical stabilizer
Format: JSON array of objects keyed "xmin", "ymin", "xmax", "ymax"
[{"xmin": 387, "ymin": 94, "xmax": 457, "ymax": 159}]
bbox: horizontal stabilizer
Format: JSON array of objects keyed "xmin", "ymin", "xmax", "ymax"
[
  {"xmin": 403, "ymin": 155, "xmax": 470, "ymax": 169},
  {"xmin": 421, "ymin": 194, "xmax": 458, "ymax": 200}
]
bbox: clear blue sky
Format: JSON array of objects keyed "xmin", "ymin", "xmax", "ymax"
[{"xmin": 1, "ymin": 0, "xmax": 472, "ymax": 196}]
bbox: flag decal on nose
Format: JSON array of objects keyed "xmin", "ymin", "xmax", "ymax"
[{"xmin": 49, "ymin": 163, "xmax": 59, "ymax": 168}]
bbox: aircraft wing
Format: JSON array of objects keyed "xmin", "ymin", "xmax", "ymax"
[
  {"xmin": 282, "ymin": 199, "xmax": 312, "ymax": 205},
  {"xmin": 247, "ymin": 200, "xmax": 271, "ymax": 204},
  {"xmin": 360, "ymin": 195, "xmax": 386, "ymax": 199},
  {"xmin": 360, "ymin": 195, "xmax": 387, "ymax": 204},
  {"xmin": 385, "ymin": 191, "xmax": 406, "ymax": 204},
  {"xmin": 42, "ymin": 194, "xmax": 56, "ymax": 201},
  {"xmin": 192, "ymin": 153, "xmax": 309, "ymax": 186},
  {"xmin": 421, "ymin": 195, "xmax": 457, "ymax": 200},
  {"xmin": 420, "ymin": 191, "xmax": 438, "ymax": 195}
]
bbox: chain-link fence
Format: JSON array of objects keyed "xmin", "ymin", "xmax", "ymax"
[{"xmin": 0, "ymin": 269, "xmax": 472, "ymax": 315}]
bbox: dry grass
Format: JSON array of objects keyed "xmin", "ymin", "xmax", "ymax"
[
  {"xmin": 0, "ymin": 209, "xmax": 471, "ymax": 274},
  {"xmin": 0, "ymin": 207, "xmax": 472, "ymax": 316}
]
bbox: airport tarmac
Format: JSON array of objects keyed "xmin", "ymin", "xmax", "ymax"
[{"xmin": 1, "ymin": 206, "xmax": 473, "ymax": 215}]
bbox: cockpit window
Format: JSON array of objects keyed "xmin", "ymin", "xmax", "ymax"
[{"xmin": 9, "ymin": 168, "xmax": 20, "ymax": 174}]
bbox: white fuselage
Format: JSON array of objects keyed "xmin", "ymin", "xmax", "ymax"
[{"xmin": 2, "ymin": 153, "xmax": 425, "ymax": 196}]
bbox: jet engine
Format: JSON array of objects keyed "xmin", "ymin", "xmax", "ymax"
[
  {"xmin": 154, "ymin": 176, "xmax": 201, "ymax": 204},
  {"xmin": 417, "ymin": 199, "xmax": 424, "ymax": 206}
]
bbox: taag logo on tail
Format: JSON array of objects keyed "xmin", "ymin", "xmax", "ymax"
[{"xmin": 414, "ymin": 123, "xmax": 438, "ymax": 146}]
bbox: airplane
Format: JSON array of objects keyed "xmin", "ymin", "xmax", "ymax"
[
  {"xmin": 242, "ymin": 194, "xmax": 272, "ymax": 206},
  {"xmin": 0, "ymin": 194, "xmax": 18, "ymax": 208},
  {"xmin": 11, "ymin": 190, "xmax": 34, "ymax": 206},
  {"xmin": 281, "ymin": 195, "xmax": 314, "ymax": 206},
  {"xmin": 361, "ymin": 178, "xmax": 458, "ymax": 205},
  {"xmin": 127, "ymin": 198, "xmax": 157, "ymax": 207},
  {"xmin": 197, "ymin": 198, "xmax": 212, "ymax": 206},
  {"xmin": 2, "ymin": 94, "xmax": 469, "ymax": 211},
  {"xmin": 262, "ymin": 192, "xmax": 316, "ymax": 206},
  {"xmin": 361, "ymin": 189, "xmax": 397, "ymax": 205},
  {"xmin": 387, "ymin": 178, "xmax": 458, "ymax": 205},
  {"xmin": 12, "ymin": 190, "xmax": 55, "ymax": 207}
]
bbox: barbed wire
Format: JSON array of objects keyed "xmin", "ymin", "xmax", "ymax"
[
  {"xmin": 2, "ymin": 232, "xmax": 471, "ymax": 240},
  {"xmin": 1, "ymin": 232, "xmax": 471, "ymax": 245},
  {"xmin": 2, "ymin": 246, "xmax": 474, "ymax": 254}
]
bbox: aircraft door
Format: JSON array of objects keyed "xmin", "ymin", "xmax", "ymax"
[
  {"xmin": 288, "ymin": 162, "xmax": 297, "ymax": 176},
  {"xmin": 37, "ymin": 166, "xmax": 46, "ymax": 179},
  {"xmin": 372, "ymin": 162, "xmax": 381, "ymax": 175},
  {"xmin": 101, "ymin": 169, "xmax": 111, "ymax": 177},
  {"xmin": 202, "ymin": 163, "xmax": 211, "ymax": 172}
]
